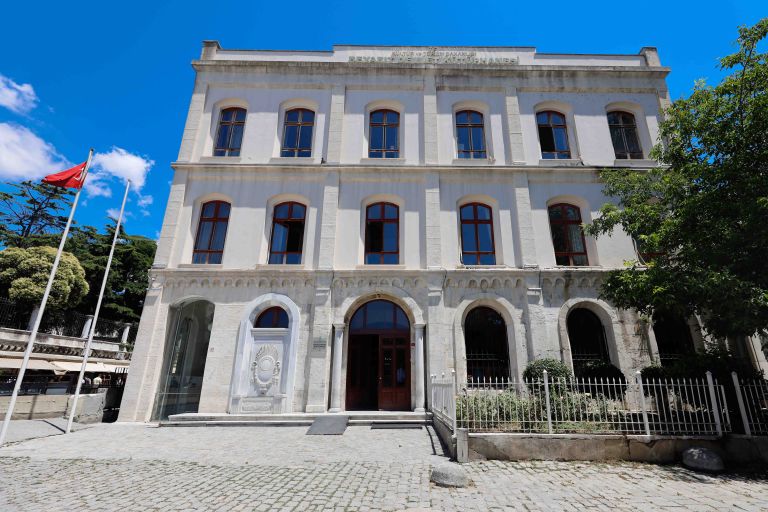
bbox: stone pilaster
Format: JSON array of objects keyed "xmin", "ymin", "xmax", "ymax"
[
  {"xmin": 413, "ymin": 323, "xmax": 426, "ymax": 412},
  {"xmin": 424, "ymin": 172, "xmax": 442, "ymax": 270},
  {"xmin": 504, "ymin": 86, "xmax": 525, "ymax": 163},
  {"xmin": 328, "ymin": 323, "xmax": 345, "ymax": 412},
  {"xmin": 423, "ymin": 73, "xmax": 438, "ymax": 165},
  {"xmin": 325, "ymin": 85, "xmax": 346, "ymax": 164}
]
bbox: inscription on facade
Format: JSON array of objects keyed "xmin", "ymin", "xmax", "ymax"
[{"xmin": 349, "ymin": 48, "xmax": 518, "ymax": 65}]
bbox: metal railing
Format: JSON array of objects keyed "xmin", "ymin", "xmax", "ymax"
[
  {"xmin": 0, "ymin": 297, "xmax": 30, "ymax": 331},
  {"xmin": 430, "ymin": 373, "xmax": 456, "ymax": 431},
  {"xmin": 453, "ymin": 370, "xmax": 730, "ymax": 436},
  {"xmin": 732, "ymin": 373, "xmax": 768, "ymax": 436}
]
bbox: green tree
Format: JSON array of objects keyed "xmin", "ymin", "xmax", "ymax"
[
  {"xmin": 585, "ymin": 19, "xmax": 768, "ymax": 340},
  {"xmin": 0, "ymin": 181, "xmax": 75, "ymax": 248},
  {"xmin": 65, "ymin": 222, "xmax": 156, "ymax": 323},
  {"xmin": 0, "ymin": 246, "xmax": 89, "ymax": 308}
]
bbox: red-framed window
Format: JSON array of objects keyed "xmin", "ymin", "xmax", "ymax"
[
  {"xmin": 281, "ymin": 108, "xmax": 314, "ymax": 157},
  {"xmin": 365, "ymin": 202, "xmax": 399, "ymax": 264},
  {"xmin": 607, "ymin": 111, "xmax": 643, "ymax": 159},
  {"xmin": 537, "ymin": 111, "xmax": 571, "ymax": 159},
  {"xmin": 369, "ymin": 109, "xmax": 400, "ymax": 158},
  {"xmin": 268, "ymin": 201, "xmax": 306, "ymax": 264},
  {"xmin": 214, "ymin": 107, "xmax": 246, "ymax": 157},
  {"xmin": 255, "ymin": 307, "xmax": 289, "ymax": 328},
  {"xmin": 192, "ymin": 200, "xmax": 230, "ymax": 264},
  {"xmin": 455, "ymin": 110, "xmax": 487, "ymax": 159},
  {"xmin": 459, "ymin": 203, "xmax": 496, "ymax": 265},
  {"xmin": 548, "ymin": 203, "xmax": 588, "ymax": 266}
]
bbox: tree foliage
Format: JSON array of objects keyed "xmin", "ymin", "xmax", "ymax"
[
  {"xmin": 0, "ymin": 181, "xmax": 76, "ymax": 248},
  {"xmin": 0, "ymin": 246, "xmax": 89, "ymax": 309},
  {"xmin": 65, "ymin": 224, "xmax": 156, "ymax": 323},
  {"xmin": 585, "ymin": 20, "xmax": 768, "ymax": 339}
]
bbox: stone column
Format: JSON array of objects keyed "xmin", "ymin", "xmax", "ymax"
[
  {"xmin": 328, "ymin": 323, "xmax": 345, "ymax": 412},
  {"xmin": 413, "ymin": 324, "xmax": 426, "ymax": 412},
  {"xmin": 80, "ymin": 315, "xmax": 94, "ymax": 339}
]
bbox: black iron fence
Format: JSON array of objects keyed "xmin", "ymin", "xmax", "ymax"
[
  {"xmin": 0, "ymin": 297, "xmax": 137, "ymax": 345},
  {"xmin": 0, "ymin": 373, "xmax": 127, "ymax": 397}
]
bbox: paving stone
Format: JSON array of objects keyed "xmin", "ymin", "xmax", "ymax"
[{"xmin": 0, "ymin": 424, "xmax": 767, "ymax": 510}]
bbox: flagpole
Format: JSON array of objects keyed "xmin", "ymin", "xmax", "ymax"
[
  {"xmin": 0, "ymin": 149, "xmax": 93, "ymax": 447},
  {"xmin": 66, "ymin": 179, "xmax": 130, "ymax": 434}
]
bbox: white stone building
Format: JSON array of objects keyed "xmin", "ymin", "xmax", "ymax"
[{"xmin": 119, "ymin": 42, "xmax": 721, "ymax": 422}]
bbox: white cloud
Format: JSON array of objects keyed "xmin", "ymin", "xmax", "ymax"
[
  {"xmin": 106, "ymin": 208, "xmax": 121, "ymax": 221},
  {"xmin": 91, "ymin": 147, "xmax": 153, "ymax": 191},
  {"xmin": 0, "ymin": 74, "xmax": 38, "ymax": 114},
  {"xmin": 0, "ymin": 123, "xmax": 69, "ymax": 181}
]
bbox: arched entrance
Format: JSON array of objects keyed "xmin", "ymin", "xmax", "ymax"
[
  {"xmin": 153, "ymin": 299, "xmax": 215, "ymax": 420},
  {"xmin": 567, "ymin": 308, "xmax": 610, "ymax": 373},
  {"xmin": 346, "ymin": 300, "xmax": 410, "ymax": 411}
]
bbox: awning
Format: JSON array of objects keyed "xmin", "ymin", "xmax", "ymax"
[
  {"xmin": 50, "ymin": 361, "xmax": 104, "ymax": 373},
  {"xmin": 0, "ymin": 358, "xmax": 59, "ymax": 371}
]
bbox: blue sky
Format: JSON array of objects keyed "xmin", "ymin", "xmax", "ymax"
[{"xmin": 0, "ymin": 0, "xmax": 764, "ymax": 239}]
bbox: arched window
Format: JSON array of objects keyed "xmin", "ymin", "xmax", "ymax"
[
  {"xmin": 455, "ymin": 110, "xmax": 486, "ymax": 159},
  {"xmin": 268, "ymin": 202, "xmax": 306, "ymax": 264},
  {"xmin": 192, "ymin": 200, "xmax": 230, "ymax": 264},
  {"xmin": 214, "ymin": 107, "xmax": 246, "ymax": 157},
  {"xmin": 365, "ymin": 202, "xmax": 399, "ymax": 264},
  {"xmin": 349, "ymin": 300, "xmax": 409, "ymax": 332},
  {"xmin": 255, "ymin": 307, "xmax": 289, "ymax": 328},
  {"xmin": 459, "ymin": 203, "xmax": 495, "ymax": 265},
  {"xmin": 537, "ymin": 111, "xmax": 571, "ymax": 159},
  {"xmin": 464, "ymin": 307, "xmax": 510, "ymax": 381},
  {"xmin": 653, "ymin": 312, "xmax": 695, "ymax": 366},
  {"xmin": 607, "ymin": 111, "xmax": 642, "ymax": 159},
  {"xmin": 369, "ymin": 109, "xmax": 399, "ymax": 158},
  {"xmin": 548, "ymin": 203, "xmax": 588, "ymax": 266},
  {"xmin": 281, "ymin": 108, "xmax": 314, "ymax": 157},
  {"xmin": 567, "ymin": 308, "xmax": 610, "ymax": 371}
]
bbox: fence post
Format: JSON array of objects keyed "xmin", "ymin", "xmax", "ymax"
[
  {"xmin": 81, "ymin": 315, "xmax": 94, "ymax": 339},
  {"xmin": 731, "ymin": 371, "xmax": 751, "ymax": 437},
  {"xmin": 706, "ymin": 371, "xmax": 723, "ymax": 437},
  {"xmin": 636, "ymin": 371, "xmax": 651, "ymax": 436},
  {"xmin": 543, "ymin": 369, "xmax": 553, "ymax": 434},
  {"xmin": 451, "ymin": 369, "xmax": 457, "ymax": 434}
]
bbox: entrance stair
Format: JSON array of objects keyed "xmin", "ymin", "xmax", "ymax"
[{"xmin": 162, "ymin": 411, "xmax": 431, "ymax": 427}]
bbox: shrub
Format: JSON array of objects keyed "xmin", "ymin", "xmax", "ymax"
[
  {"xmin": 574, "ymin": 361, "xmax": 628, "ymax": 396},
  {"xmin": 523, "ymin": 358, "xmax": 572, "ymax": 383},
  {"xmin": 640, "ymin": 364, "xmax": 668, "ymax": 381}
]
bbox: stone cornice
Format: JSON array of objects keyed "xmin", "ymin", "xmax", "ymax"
[
  {"xmin": 171, "ymin": 162, "xmax": 659, "ymax": 175},
  {"xmin": 192, "ymin": 59, "xmax": 670, "ymax": 79}
]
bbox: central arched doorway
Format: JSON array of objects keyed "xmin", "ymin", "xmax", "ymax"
[{"xmin": 346, "ymin": 299, "xmax": 410, "ymax": 411}]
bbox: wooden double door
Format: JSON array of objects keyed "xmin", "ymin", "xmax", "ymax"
[{"xmin": 346, "ymin": 334, "xmax": 411, "ymax": 411}]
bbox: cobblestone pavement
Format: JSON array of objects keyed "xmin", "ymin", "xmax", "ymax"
[{"xmin": 0, "ymin": 424, "xmax": 766, "ymax": 511}]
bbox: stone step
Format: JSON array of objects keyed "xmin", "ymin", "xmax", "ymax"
[{"xmin": 162, "ymin": 411, "xmax": 432, "ymax": 427}]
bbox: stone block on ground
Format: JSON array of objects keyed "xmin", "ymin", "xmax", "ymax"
[
  {"xmin": 682, "ymin": 446, "xmax": 724, "ymax": 472},
  {"xmin": 430, "ymin": 463, "xmax": 471, "ymax": 487}
]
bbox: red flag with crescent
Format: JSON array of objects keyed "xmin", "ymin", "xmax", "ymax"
[{"xmin": 42, "ymin": 161, "xmax": 88, "ymax": 189}]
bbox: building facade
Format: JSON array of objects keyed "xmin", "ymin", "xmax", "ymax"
[{"xmin": 119, "ymin": 42, "xmax": 717, "ymax": 422}]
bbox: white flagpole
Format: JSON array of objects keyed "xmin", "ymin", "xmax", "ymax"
[
  {"xmin": 0, "ymin": 148, "xmax": 93, "ymax": 447},
  {"xmin": 66, "ymin": 179, "xmax": 130, "ymax": 434}
]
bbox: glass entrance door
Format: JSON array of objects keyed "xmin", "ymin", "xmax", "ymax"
[{"xmin": 378, "ymin": 336, "xmax": 410, "ymax": 411}]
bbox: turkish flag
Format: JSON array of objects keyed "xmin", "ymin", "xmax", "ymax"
[{"xmin": 42, "ymin": 161, "xmax": 87, "ymax": 189}]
